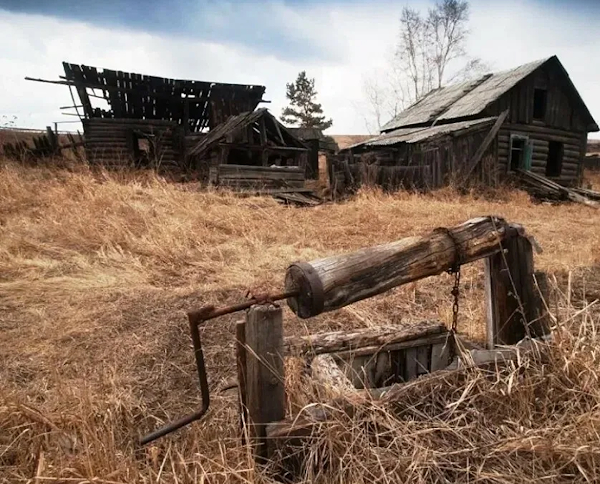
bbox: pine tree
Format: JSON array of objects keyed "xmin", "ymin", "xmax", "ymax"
[{"xmin": 281, "ymin": 71, "xmax": 333, "ymax": 130}]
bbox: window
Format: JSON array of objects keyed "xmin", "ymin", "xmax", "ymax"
[
  {"xmin": 533, "ymin": 89, "xmax": 547, "ymax": 120},
  {"xmin": 509, "ymin": 136, "xmax": 526, "ymax": 171},
  {"xmin": 546, "ymin": 141, "xmax": 563, "ymax": 177}
]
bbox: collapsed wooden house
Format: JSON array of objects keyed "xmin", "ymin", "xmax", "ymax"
[
  {"xmin": 335, "ymin": 55, "xmax": 598, "ymax": 193},
  {"xmin": 26, "ymin": 63, "xmax": 323, "ymax": 200},
  {"xmin": 187, "ymin": 108, "xmax": 308, "ymax": 186},
  {"xmin": 27, "ymin": 62, "xmax": 266, "ymax": 170}
]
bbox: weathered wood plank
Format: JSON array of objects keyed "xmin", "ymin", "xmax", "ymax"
[
  {"xmin": 245, "ymin": 305, "xmax": 286, "ymax": 462},
  {"xmin": 236, "ymin": 320, "xmax": 248, "ymax": 444},
  {"xmin": 462, "ymin": 109, "xmax": 509, "ymax": 180},
  {"xmin": 284, "ymin": 321, "xmax": 446, "ymax": 356}
]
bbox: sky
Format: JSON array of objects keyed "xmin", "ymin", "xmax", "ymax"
[{"xmin": 0, "ymin": 0, "xmax": 599, "ymax": 137}]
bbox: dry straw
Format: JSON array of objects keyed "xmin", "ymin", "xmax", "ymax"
[{"xmin": 1, "ymin": 160, "xmax": 599, "ymax": 482}]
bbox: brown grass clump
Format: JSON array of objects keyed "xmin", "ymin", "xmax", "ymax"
[{"xmin": 1, "ymin": 161, "xmax": 600, "ymax": 483}]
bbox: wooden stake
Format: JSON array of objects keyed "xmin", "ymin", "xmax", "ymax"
[
  {"xmin": 245, "ymin": 304, "xmax": 286, "ymax": 462},
  {"xmin": 484, "ymin": 235, "xmax": 548, "ymax": 347},
  {"xmin": 235, "ymin": 319, "xmax": 248, "ymax": 444}
]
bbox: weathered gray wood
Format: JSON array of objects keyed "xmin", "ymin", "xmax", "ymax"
[
  {"xmin": 245, "ymin": 305, "xmax": 286, "ymax": 462},
  {"xmin": 284, "ymin": 320, "xmax": 446, "ymax": 356},
  {"xmin": 311, "ymin": 354, "xmax": 356, "ymax": 397},
  {"xmin": 430, "ymin": 341, "xmax": 451, "ymax": 371},
  {"xmin": 235, "ymin": 320, "xmax": 248, "ymax": 444},
  {"xmin": 463, "ymin": 109, "xmax": 509, "ymax": 179},
  {"xmin": 405, "ymin": 348, "xmax": 418, "ymax": 380},
  {"xmin": 484, "ymin": 235, "xmax": 548, "ymax": 346},
  {"xmin": 286, "ymin": 216, "xmax": 519, "ymax": 318},
  {"xmin": 331, "ymin": 331, "xmax": 449, "ymax": 359}
]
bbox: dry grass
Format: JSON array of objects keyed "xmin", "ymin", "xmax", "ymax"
[{"xmin": 1, "ymin": 160, "xmax": 600, "ymax": 483}]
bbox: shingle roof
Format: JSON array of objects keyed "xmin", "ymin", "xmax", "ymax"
[
  {"xmin": 381, "ymin": 58, "xmax": 550, "ymax": 132},
  {"xmin": 346, "ymin": 117, "xmax": 497, "ymax": 150}
]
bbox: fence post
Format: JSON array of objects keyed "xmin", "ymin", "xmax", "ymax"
[
  {"xmin": 236, "ymin": 319, "xmax": 248, "ymax": 444},
  {"xmin": 245, "ymin": 304, "xmax": 286, "ymax": 463},
  {"xmin": 484, "ymin": 235, "xmax": 549, "ymax": 348}
]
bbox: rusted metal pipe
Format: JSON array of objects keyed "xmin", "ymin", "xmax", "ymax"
[{"xmin": 139, "ymin": 289, "xmax": 298, "ymax": 445}]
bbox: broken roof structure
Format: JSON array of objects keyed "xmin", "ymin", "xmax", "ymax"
[{"xmin": 61, "ymin": 62, "xmax": 266, "ymax": 131}]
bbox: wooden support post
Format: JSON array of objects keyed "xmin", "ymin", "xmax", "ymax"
[
  {"xmin": 245, "ymin": 305, "xmax": 286, "ymax": 463},
  {"xmin": 235, "ymin": 320, "xmax": 248, "ymax": 444},
  {"xmin": 484, "ymin": 235, "xmax": 549, "ymax": 347},
  {"xmin": 286, "ymin": 216, "xmax": 518, "ymax": 318}
]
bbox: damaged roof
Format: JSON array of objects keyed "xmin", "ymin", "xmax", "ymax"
[
  {"xmin": 381, "ymin": 56, "xmax": 598, "ymax": 133},
  {"xmin": 188, "ymin": 108, "xmax": 307, "ymax": 159},
  {"xmin": 62, "ymin": 62, "xmax": 265, "ymax": 132},
  {"xmin": 346, "ymin": 117, "xmax": 497, "ymax": 150}
]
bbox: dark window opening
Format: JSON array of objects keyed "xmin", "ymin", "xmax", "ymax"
[
  {"xmin": 546, "ymin": 141, "xmax": 563, "ymax": 177},
  {"xmin": 510, "ymin": 137, "xmax": 526, "ymax": 171},
  {"xmin": 533, "ymin": 89, "xmax": 547, "ymax": 120}
]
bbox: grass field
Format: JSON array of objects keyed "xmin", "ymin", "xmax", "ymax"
[{"xmin": 1, "ymin": 161, "xmax": 600, "ymax": 483}]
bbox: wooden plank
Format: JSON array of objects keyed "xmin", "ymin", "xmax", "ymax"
[
  {"xmin": 331, "ymin": 332, "xmax": 449, "ymax": 360},
  {"xmin": 284, "ymin": 321, "xmax": 446, "ymax": 356},
  {"xmin": 416, "ymin": 345, "xmax": 430, "ymax": 376},
  {"xmin": 285, "ymin": 217, "xmax": 519, "ymax": 318},
  {"xmin": 430, "ymin": 341, "xmax": 451, "ymax": 371},
  {"xmin": 484, "ymin": 235, "xmax": 547, "ymax": 347},
  {"xmin": 462, "ymin": 110, "xmax": 509, "ymax": 180},
  {"xmin": 245, "ymin": 305, "xmax": 286, "ymax": 462},
  {"xmin": 236, "ymin": 320, "xmax": 248, "ymax": 444},
  {"xmin": 404, "ymin": 348, "xmax": 418, "ymax": 380}
]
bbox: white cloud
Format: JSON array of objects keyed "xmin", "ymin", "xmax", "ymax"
[{"xmin": 0, "ymin": 1, "xmax": 598, "ymax": 138}]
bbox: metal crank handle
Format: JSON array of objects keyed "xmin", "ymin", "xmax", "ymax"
[{"xmin": 140, "ymin": 315, "xmax": 210, "ymax": 445}]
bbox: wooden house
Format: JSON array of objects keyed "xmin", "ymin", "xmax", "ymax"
[
  {"xmin": 187, "ymin": 108, "xmax": 311, "ymax": 191},
  {"xmin": 337, "ymin": 56, "xmax": 598, "ymax": 192},
  {"xmin": 31, "ymin": 62, "xmax": 266, "ymax": 171}
]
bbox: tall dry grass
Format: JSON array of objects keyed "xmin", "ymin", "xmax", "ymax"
[{"xmin": 1, "ymin": 160, "xmax": 600, "ymax": 483}]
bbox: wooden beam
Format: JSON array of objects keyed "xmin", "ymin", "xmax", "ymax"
[
  {"xmin": 285, "ymin": 216, "xmax": 519, "ymax": 318},
  {"xmin": 245, "ymin": 305, "xmax": 286, "ymax": 463},
  {"xmin": 284, "ymin": 321, "xmax": 446, "ymax": 356},
  {"xmin": 462, "ymin": 109, "xmax": 509, "ymax": 180},
  {"xmin": 311, "ymin": 354, "xmax": 356, "ymax": 398}
]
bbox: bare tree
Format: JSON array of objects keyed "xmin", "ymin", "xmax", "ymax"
[{"xmin": 361, "ymin": 0, "xmax": 488, "ymax": 132}]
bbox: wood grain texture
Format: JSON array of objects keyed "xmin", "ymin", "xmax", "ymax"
[
  {"xmin": 245, "ymin": 305, "xmax": 286, "ymax": 462},
  {"xmin": 286, "ymin": 216, "xmax": 516, "ymax": 317},
  {"xmin": 284, "ymin": 320, "xmax": 446, "ymax": 356}
]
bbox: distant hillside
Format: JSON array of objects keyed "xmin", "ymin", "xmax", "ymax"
[{"xmin": 588, "ymin": 140, "xmax": 600, "ymax": 154}]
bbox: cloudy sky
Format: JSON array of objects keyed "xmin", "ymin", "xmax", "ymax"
[{"xmin": 0, "ymin": 0, "xmax": 599, "ymax": 137}]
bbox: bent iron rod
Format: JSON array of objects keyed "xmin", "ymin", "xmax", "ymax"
[{"xmin": 139, "ymin": 290, "xmax": 298, "ymax": 446}]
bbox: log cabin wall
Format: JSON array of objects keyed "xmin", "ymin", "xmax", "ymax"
[
  {"xmin": 83, "ymin": 118, "xmax": 183, "ymax": 170},
  {"xmin": 484, "ymin": 62, "xmax": 589, "ymax": 187}
]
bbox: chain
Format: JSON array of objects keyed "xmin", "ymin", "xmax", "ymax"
[{"xmin": 450, "ymin": 266, "xmax": 461, "ymax": 334}]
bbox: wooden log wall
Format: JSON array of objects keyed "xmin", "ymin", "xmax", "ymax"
[
  {"xmin": 83, "ymin": 118, "xmax": 182, "ymax": 170},
  {"xmin": 497, "ymin": 124, "xmax": 584, "ymax": 186},
  {"xmin": 209, "ymin": 164, "xmax": 305, "ymax": 190}
]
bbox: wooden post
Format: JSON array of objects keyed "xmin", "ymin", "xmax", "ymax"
[
  {"xmin": 484, "ymin": 235, "xmax": 549, "ymax": 347},
  {"xmin": 235, "ymin": 320, "xmax": 248, "ymax": 444},
  {"xmin": 245, "ymin": 305, "xmax": 286, "ymax": 462},
  {"xmin": 286, "ymin": 216, "xmax": 518, "ymax": 318}
]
